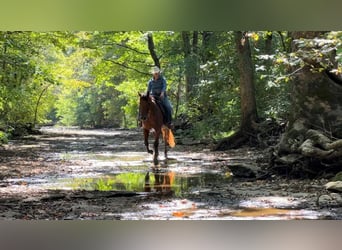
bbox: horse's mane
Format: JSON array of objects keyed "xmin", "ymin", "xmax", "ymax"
[{"xmin": 141, "ymin": 93, "xmax": 159, "ymax": 105}]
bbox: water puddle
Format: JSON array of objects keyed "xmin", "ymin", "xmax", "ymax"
[
  {"xmin": 5, "ymin": 170, "xmax": 331, "ymax": 220},
  {"xmin": 7, "ymin": 170, "xmax": 231, "ymax": 197}
]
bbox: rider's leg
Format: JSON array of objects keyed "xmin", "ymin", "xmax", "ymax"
[{"xmin": 163, "ymin": 97, "xmax": 173, "ymax": 128}]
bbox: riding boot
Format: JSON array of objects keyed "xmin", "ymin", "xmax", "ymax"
[{"xmin": 166, "ymin": 113, "xmax": 174, "ymax": 129}]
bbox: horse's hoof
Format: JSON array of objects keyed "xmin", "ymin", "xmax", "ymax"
[{"xmin": 148, "ymin": 150, "xmax": 153, "ymax": 154}]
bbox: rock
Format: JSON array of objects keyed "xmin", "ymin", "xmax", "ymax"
[
  {"xmin": 277, "ymin": 154, "xmax": 302, "ymax": 164},
  {"xmin": 318, "ymin": 194, "xmax": 333, "ymax": 206},
  {"xmin": 228, "ymin": 163, "xmax": 260, "ymax": 178},
  {"xmin": 330, "ymin": 193, "xmax": 342, "ymax": 204},
  {"xmin": 179, "ymin": 138, "xmax": 201, "ymax": 145},
  {"xmin": 22, "ymin": 197, "xmax": 41, "ymax": 202},
  {"xmin": 325, "ymin": 181, "xmax": 342, "ymax": 192},
  {"xmin": 318, "ymin": 193, "xmax": 342, "ymax": 207}
]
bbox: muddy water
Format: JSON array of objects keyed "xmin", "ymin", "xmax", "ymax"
[{"xmin": 0, "ymin": 127, "xmax": 340, "ymax": 220}]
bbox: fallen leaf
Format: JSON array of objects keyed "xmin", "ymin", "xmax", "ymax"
[{"xmin": 172, "ymin": 211, "xmax": 185, "ymax": 217}]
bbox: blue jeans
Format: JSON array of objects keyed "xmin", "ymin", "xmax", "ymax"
[{"xmin": 152, "ymin": 95, "xmax": 172, "ymax": 124}]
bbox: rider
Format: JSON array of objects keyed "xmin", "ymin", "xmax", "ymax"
[{"xmin": 146, "ymin": 66, "xmax": 173, "ymax": 129}]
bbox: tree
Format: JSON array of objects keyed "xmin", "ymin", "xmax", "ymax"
[
  {"xmin": 0, "ymin": 31, "xmax": 62, "ymax": 134},
  {"xmin": 271, "ymin": 31, "xmax": 342, "ymax": 177},
  {"xmin": 215, "ymin": 31, "xmax": 258, "ymax": 150},
  {"xmin": 236, "ymin": 31, "xmax": 258, "ymax": 132},
  {"xmin": 182, "ymin": 31, "xmax": 199, "ymax": 101}
]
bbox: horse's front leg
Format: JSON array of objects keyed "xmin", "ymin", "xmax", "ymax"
[
  {"xmin": 144, "ymin": 129, "xmax": 153, "ymax": 154},
  {"xmin": 153, "ymin": 131, "xmax": 160, "ymax": 165}
]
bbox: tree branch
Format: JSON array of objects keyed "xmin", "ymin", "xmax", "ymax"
[
  {"xmin": 147, "ymin": 33, "xmax": 160, "ymax": 68},
  {"xmin": 102, "ymin": 42, "xmax": 150, "ymax": 55},
  {"xmin": 105, "ymin": 59, "xmax": 150, "ymax": 76}
]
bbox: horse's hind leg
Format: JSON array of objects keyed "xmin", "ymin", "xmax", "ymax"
[
  {"xmin": 161, "ymin": 127, "xmax": 168, "ymax": 161},
  {"xmin": 144, "ymin": 129, "xmax": 153, "ymax": 154},
  {"xmin": 164, "ymin": 142, "xmax": 168, "ymax": 162}
]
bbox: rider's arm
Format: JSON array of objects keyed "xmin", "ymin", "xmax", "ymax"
[{"xmin": 147, "ymin": 80, "xmax": 152, "ymax": 95}]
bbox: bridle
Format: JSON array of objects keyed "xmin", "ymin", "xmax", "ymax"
[{"xmin": 139, "ymin": 95, "xmax": 151, "ymax": 121}]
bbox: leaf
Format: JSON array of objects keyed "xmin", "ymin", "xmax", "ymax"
[{"xmin": 172, "ymin": 211, "xmax": 185, "ymax": 217}]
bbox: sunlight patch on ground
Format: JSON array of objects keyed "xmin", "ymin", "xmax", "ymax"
[
  {"xmin": 239, "ymin": 196, "xmax": 302, "ymax": 208},
  {"xmin": 119, "ymin": 197, "xmax": 325, "ymax": 220},
  {"xmin": 40, "ymin": 126, "xmax": 135, "ymax": 137}
]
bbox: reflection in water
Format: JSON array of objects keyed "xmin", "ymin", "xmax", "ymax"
[
  {"xmin": 144, "ymin": 170, "xmax": 175, "ymax": 193},
  {"xmin": 46, "ymin": 167, "xmax": 230, "ymax": 197}
]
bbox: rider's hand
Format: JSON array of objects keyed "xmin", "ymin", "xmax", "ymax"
[{"xmin": 160, "ymin": 92, "xmax": 164, "ymax": 99}]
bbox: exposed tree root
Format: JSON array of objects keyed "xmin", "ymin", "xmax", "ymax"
[
  {"xmin": 271, "ymin": 126, "xmax": 342, "ymax": 178},
  {"xmin": 214, "ymin": 130, "xmax": 248, "ymax": 150},
  {"xmin": 214, "ymin": 116, "xmax": 341, "ymax": 178},
  {"xmin": 214, "ymin": 118, "xmax": 285, "ymax": 151}
]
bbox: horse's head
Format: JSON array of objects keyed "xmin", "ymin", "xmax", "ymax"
[{"xmin": 138, "ymin": 92, "xmax": 150, "ymax": 121}]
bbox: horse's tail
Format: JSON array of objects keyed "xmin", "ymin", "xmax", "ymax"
[{"xmin": 162, "ymin": 126, "xmax": 175, "ymax": 148}]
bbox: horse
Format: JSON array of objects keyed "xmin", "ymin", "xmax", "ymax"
[{"xmin": 138, "ymin": 92, "xmax": 175, "ymax": 165}]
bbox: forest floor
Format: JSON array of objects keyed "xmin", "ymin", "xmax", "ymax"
[{"xmin": 0, "ymin": 127, "xmax": 341, "ymax": 220}]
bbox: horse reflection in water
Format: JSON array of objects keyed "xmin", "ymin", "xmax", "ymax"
[{"xmin": 144, "ymin": 170, "xmax": 175, "ymax": 194}]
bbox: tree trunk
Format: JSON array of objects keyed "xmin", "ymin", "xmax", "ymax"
[
  {"xmin": 201, "ymin": 31, "xmax": 214, "ymax": 62},
  {"xmin": 236, "ymin": 31, "xmax": 258, "ymax": 132},
  {"xmin": 33, "ymin": 84, "xmax": 50, "ymax": 128},
  {"xmin": 271, "ymin": 31, "xmax": 342, "ymax": 178},
  {"xmin": 182, "ymin": 31, "xmax": 199, "ymax": 101},
  {"xmin": 215, "ymin": 31, "xmax": 258, "ymax": 150},
  {"xmin": 264, "ymin": 31, "xmax": 273, "ymax": 55}
]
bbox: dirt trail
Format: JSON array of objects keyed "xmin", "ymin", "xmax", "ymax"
[{"xmin": 0, "ymin": 127, "xmax": 341, "ymax": 220}]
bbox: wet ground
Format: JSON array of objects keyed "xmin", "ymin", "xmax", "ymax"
[{"xmin": 0, "ymin": 127, "xmax": 341, "ymax": 220}]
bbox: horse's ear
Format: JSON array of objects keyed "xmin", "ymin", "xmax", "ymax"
[{"xmin": 138, "ymin": 92, "xmax": 141, "ymax": 97}]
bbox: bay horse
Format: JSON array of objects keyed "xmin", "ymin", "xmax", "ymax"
[{"xmin": 138, "ymin": 92, "xmax": 175, "ymax": 165}]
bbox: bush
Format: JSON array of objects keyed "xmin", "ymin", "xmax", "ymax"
[{"xmin": 0, "ymin": 131, "xmax": 8, "ymax": 144}]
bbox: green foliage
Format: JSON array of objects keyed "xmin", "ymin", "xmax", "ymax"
[
  {"xmin": 0, "ymin": 131, "xmax": 8, "ymax": 144},
  {"xmin": 0, "ymin": 31, "xmax": 69, "ymax": 135},
  {"xmin": 332, "ymin": 171, "xmax": 342, "ymax": 181},
  {"xmin": 180, "ymin": 32, "xmax": 241, "ymax": 139},
  {"xmin": 2, "ymin": 31, "xmax": 339, "ymax": 141},
  {"xmin": 252, "ymin": 32, "xmax": 292, "ymax": 120}
]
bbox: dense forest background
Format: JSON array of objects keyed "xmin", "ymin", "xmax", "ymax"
[{"xmin": 0, "ymin": 31, "xmax": 341, "ymax": 144}]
